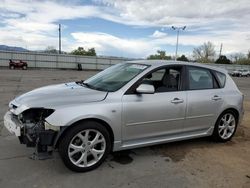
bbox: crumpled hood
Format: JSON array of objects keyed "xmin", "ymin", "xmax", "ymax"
[{"xmin": 11, "ymin": 82, "xmax": 107, "ymax": 110}]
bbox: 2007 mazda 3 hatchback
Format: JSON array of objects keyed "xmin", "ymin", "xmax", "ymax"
[{"xmin": 4, "ymin": 60, "xmax": 244, "ymax": 172}]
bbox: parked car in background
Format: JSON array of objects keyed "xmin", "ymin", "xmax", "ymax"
[
  {"xmin": 4, "ymin": 60, "xmax": 244, "ymax": 172},
  {"xmin": 9, "ymin": 59, "xmax": 28, "ymax": 70},
  {"xmin": 239, "ymin": 69, "xmax": 250, "ymax": 77},
  {"xmin": 232, "ymin": 69, "xmax": 250, "ymax": 77},
  {"xmin": 231, "ymin": 70, "xmax": 240, "ymax": 77}
]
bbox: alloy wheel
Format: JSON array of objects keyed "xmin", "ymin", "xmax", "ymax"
[
  {"xmin": 218, "ymin": 113, "xmax": 236, "ymax": 140},
  {"xmin": 68, "ymin": 129, "xmax": 106, "ymax": 168}
]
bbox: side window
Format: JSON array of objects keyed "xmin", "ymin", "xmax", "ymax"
[
  {"xmin": 150, "ymin": 69, "xmax": 165, "ymax": 81},
  {"xmin": 142, "ymin": 69, "xmax": 165, "ymax": 85},
  {"xmin": 215, "ymin": 71, "xmax": 226, "ymax": 87},
  {"xmin": 141, "ymin": 67, "xmax": 182, "ymax": 92},
  {"xmin": 188, "ymin": 67, "xmax": 213, "ymax": 90}
]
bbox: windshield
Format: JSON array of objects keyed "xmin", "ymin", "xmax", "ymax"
[{"xmin": 84, "ymin": 63, "xmax": 149, "ymax": 92}]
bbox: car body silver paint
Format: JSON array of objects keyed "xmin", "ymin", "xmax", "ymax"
[
  {"xmin": 6, "ymin": 60, "xmax": 244, "ymax": 151},
  {"xmin": 11, "ymin": 82, "xmax": 107, "ymax": 110}
]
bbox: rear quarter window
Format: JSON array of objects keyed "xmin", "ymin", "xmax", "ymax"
[{"xmin": 215, "ymin": 71, "xmax": 226, "ymax": 87}]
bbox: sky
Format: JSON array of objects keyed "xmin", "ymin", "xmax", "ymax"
[{"xmin": 0, "ymin": 0, "xmax": 249, "ymax": 58}]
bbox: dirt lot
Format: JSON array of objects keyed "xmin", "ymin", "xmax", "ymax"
[{"xmin": 0, "ymin": 69, "xmax": 250, "ymax": 188}]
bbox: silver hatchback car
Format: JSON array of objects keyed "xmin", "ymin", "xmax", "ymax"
[{"xmin": 4, "ymin": 60, "xmax": 244, "ymax": 172}]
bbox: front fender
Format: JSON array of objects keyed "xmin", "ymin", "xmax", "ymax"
[{"xmin": 45, "ymin": 102, "xmax": 122, "ymax": 142}]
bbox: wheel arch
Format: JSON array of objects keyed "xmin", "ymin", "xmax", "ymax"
[
  {"xmin": 218, "ymin": 108, "xmax": 240, "ymax": 123},
  {"xmin": 212, "ymin": 107, "xmax": 240, "ymax": 142},
  {"xmin": 54, "ymin": 118, "xmax": 115, "ymax": 150}
]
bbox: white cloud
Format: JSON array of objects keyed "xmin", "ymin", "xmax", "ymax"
[
  {"xmin": 95, "ymin": 0, "xmax": 250, "ymax": 54},
  {"xmin": 69, "ymin": 29, "xmax": 246, "ymax": 58},
  {"xmin": 151, "ymin": 30, "xmax": 167, "ymax": 38},
  {"xmin": 96, "ymin": 0, "xmax": 250, "ymax": 27},
  {"xmin": 71, "ymin": 32, "xmax": 158, "ymax": 57},
  {"xmin": 0, "ymin": 0, "xmax": 249, "ymax": 57}
]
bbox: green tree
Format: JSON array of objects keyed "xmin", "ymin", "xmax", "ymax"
[
  {"xmin": 236, "ymin": 58, "xmax": 250, "ymax": 65},
  {"xmin": 147, "ymin": 50, "xmax": 172, "ymax": 60},
  {"xmin": 71, "ymin": 47, "xmax": 96, "ymax": 56},
  {"xmin": 215, "ymin": 55, "xmax": 231, "ymax": 64},
  {"xmin": 193, "ymin": 41, "xmax": 216, "ymax": 63},
  {"xmin": 44, "ymin": 46, "xmax": 57, "ymax": 54},
  {"xmin": 229, "ymin": 52, "xmax": 250, "ymax": 65},
  {"xmin": 85, "ymin": 48, "xmax": 96, "ymax": 56},
  {"xmin": 177, "ymin": 55, "xmax": 189, "ymax": 62}
]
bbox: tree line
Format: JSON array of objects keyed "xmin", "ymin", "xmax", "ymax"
[
  {"xmin": 147, "ymin": 41, "xmax": 250, "ymax": 65},
  {"xmin": 44, "ymin": 46, "xmax": 97, "ymax": 56},
  {"xmin": 44, "ymin": 42, "xmax": 250, "ymax": 65}
]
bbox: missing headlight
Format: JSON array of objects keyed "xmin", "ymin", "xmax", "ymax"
[
  {"xmin": 17, "ymin": 108, "xmax": 57, "ymax": 152},
  {"xmin": 19, "ymin": 108, "xmax": 54, "ymax": 124}
]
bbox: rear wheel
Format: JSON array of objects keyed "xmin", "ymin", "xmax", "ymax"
[
  {"xmin": 59, "ymin": 121, "xmax": 111, "ymax": 172},
  {"xmin": 212, "ymin": 110, "xmax": 238, "ymax": 142},
  {"xmin": 10, "ymin": 65, "xmax": 14, "ymax": 69},
  {"xmin": 22, "ymin": 65, "xmax": 27, "ymax": 70}
]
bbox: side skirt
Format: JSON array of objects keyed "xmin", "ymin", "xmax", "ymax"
[{"xmin": 113, "ymin": 127, "xmax": 214, "ymax": 151}]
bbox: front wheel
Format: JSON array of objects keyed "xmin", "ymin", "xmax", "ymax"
[
  {"xmin": 212, "ymin": 111, "xmax": 238, "ymax": 142},
  {"xmin": 59, "ymin": 121, "xmax": 111, "ymax": 172}
]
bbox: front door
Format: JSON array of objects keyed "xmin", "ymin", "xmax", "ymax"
[{"xmin": 122, "ymin": 66, "xmax": 186, "ymax": 142}]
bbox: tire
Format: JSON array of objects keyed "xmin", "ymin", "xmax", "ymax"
[
  {"xmin": 212, "ymin": 110, "xmax": 238, "ymax": 142},
  {"xmin": 59, "ymin": 121, "xmax": 111, "ymax": 172},
  {"xmin": 22, "ymin": 65, "xmax": 27, "ymax": 70},
  {"xmin": 9, "ymin": 65, "xmax": 14, "ymax": 69}
]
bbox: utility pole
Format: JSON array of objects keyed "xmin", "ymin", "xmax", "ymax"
[
  {"xmin": 219, "ymin": 43, "xmax": 223, "ymax": 57},
  {"xmin": 172, "ymin": 26, "xmax": 186, "ymax": 61},
  {"xmin": 59, "ymin": 24, "xmax": 61, "ymax": 54}
]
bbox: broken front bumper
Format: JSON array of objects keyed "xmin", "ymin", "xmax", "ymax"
[
  {"xmin": 4, "ymin": 111, "xmax": 57, "ymax": 148},
  {"xmin": 4, "ymin": 111, "xmax": 21, "ymax": 136}
]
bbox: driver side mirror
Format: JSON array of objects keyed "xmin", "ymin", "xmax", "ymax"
[{"xmin": 136, "ymin": 84, "xmax": 155, "ymax": 94}]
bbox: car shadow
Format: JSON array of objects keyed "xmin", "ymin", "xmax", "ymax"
[{"xmin": 109, "ymin": 136, "xmax": 238, "ymax": 165}]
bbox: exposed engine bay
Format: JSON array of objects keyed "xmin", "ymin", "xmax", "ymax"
[{"xmin": 16, "ymin": 108, "xmax": 58, "ymax": 159}]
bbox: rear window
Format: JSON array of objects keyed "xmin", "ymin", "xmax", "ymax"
[
  {"xmin": 215, "ymin": 71, "xmax": 226, "ymax": 87},
  {"xmin": 188, "ymin": 67, "xmax": 213, "ymax": 90}
]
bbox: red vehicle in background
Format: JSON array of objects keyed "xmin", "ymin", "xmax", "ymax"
[{"xmin": 9, "ymin": 59, "xmax": 28, "ymax": 70}]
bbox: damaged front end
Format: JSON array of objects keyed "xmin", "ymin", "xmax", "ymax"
[{"xmin": 4, "ymin": 107, "xmax": 59, "ymax": 159}]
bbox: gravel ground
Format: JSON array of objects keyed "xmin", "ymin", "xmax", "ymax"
[{"xmin": 0, "ymin": 69, "xmax": 250, "ymax": 188}]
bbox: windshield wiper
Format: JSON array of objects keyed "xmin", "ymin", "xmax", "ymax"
[
  {"xmin": 82, "ymin": 82, "xmax": 93, "ymax": 88},
  {"xmin": 79, "ymin": 81, "xmax": 97, "ymax": 90},
  {"xmin": 76, "ymin": 80, "xmax": 108, "ymax": 92}
]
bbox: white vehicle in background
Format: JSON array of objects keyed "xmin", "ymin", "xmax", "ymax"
[
  {"xmin": 232, "ymin": 70, "xmax": 240, "ymax": 77},
  {"xmin": 239, "ymin": 69, "xmax": 250, "ymax": 77},
  {"xmin": 232, "ymin": 69, "xmax": 250, "ymax": 77}
]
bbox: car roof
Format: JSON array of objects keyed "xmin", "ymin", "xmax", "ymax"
[{"xmin": 126, "ymin": 60, "xmax": 228, "ymax": 74}]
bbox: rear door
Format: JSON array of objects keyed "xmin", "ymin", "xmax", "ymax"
[{"xmin": 184, "ymin": 66, "xmax": 224, "ymax": 133}]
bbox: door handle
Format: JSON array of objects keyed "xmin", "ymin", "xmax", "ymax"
[
  {"xmin": 171, "ymin": 98, "xmax": 184, "ymax": 104},
  {"xmin": 211, "ymin": 95, "xmax": 222, "ymax": 101}
]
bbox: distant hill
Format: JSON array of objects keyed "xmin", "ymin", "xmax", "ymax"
[{"xmin": 0, "ymin": 45, "xmax": 28, "ymax": 52}]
